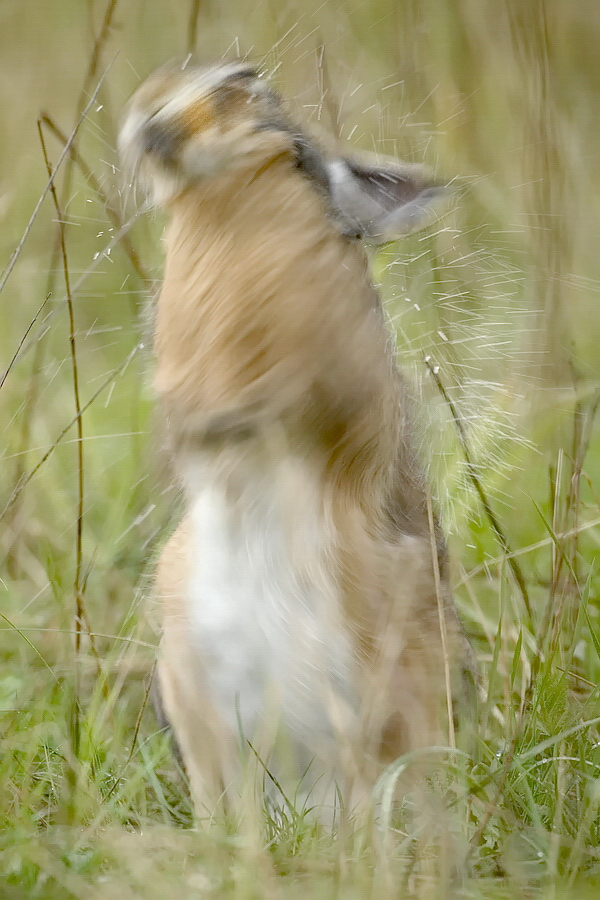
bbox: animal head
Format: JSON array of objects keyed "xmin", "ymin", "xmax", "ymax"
[{"xmin": 120, "ymin": 59, "xmax": 446, "ymax": 243}]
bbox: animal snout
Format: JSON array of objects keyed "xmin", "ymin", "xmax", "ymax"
[{"xmin": 142, "ymin": 117, "xmax": 184, "ymax": 165}]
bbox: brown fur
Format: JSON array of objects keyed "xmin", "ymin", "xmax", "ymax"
[{"xmin": 121, "ymin": 61, "xmax": 473, "ymax": 823}]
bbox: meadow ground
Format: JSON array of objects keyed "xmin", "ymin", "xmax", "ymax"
[{"xmin": 2, "ymin": 1, "xmax": 600, "ymax": 897}]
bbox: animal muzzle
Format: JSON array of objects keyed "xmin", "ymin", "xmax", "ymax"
[{"xmin": 142, "ymin": 117, "xmax": 186, "ymax": 167}]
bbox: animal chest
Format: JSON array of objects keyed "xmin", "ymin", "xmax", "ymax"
[{"xmin": 183, "ymin": 451, "xmax": 359, "ymax": 762}]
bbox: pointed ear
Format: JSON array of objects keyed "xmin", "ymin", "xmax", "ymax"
[{"xmin": 325, "ymin": 154, "xmax": 447, "ymax": 244}]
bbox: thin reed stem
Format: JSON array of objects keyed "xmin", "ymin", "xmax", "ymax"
[
  {"xmin": 38, "ymin": 122, "xmax": 86, "ymax": 793},
  {"xmin": 424, "ymin": 357, "xmax": 531, "ymax": 619}
]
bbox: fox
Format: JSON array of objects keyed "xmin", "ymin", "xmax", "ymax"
[{"xmin": 119, "ymin": 59, "xmax": 474, "ymax": 825}]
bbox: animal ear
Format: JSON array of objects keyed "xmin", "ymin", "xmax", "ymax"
[{"xmin": 325, "ymin": 154, "xmax": 447, "ymax": 244}]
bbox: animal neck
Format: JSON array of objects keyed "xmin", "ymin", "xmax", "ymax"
[
  {"xmin": 160, "ymin": 156, "xmax": 351, "ymax": 307},
  {"xmin": 153, "ymin": 157, "xmax": 401, "ymax": 500}
]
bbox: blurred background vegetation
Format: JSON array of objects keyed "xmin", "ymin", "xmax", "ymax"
[{"xmin": 2, "ymin": 0, "xmax": 600, "ymax": 897}]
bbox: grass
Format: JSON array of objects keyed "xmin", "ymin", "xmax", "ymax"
[{"xmin": 2, "ymin": 0, "xmax": 600, "ymax": 896}]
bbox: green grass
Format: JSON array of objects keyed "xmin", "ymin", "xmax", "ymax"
[{"xmin": 2, "ymin": 0, "xmax": 600, "ymax": 897}]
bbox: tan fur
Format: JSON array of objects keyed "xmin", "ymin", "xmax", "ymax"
[{"xmin": 121, "ymin": 61, "xmax": 472, "ymax": 824}]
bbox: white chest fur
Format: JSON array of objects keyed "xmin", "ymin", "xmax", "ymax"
[{"xmin": 183, "ymin": 449, "xmax": 358, "ymax": 774}]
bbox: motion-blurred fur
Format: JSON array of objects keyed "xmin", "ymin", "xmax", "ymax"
[{"xmin": 120, "ymin": 60, "xmax": 473, "ymax": 823}]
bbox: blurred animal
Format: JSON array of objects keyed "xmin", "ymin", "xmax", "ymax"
[{"xmin": 120, "ymin": 59, "xmax": 473, "ymax": 825}]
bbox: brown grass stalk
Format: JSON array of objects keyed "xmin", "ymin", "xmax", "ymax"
[
  {"xmin": 38, "ymin": 121, "xmax": 87, "ymax": 786},
  {"xmin": 0, "ymin": 343, "xmax": 140, "ymax": 522},
  {"xmin": 0, "ymin": 69, "xmax": 109, "ymax": 300}
]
